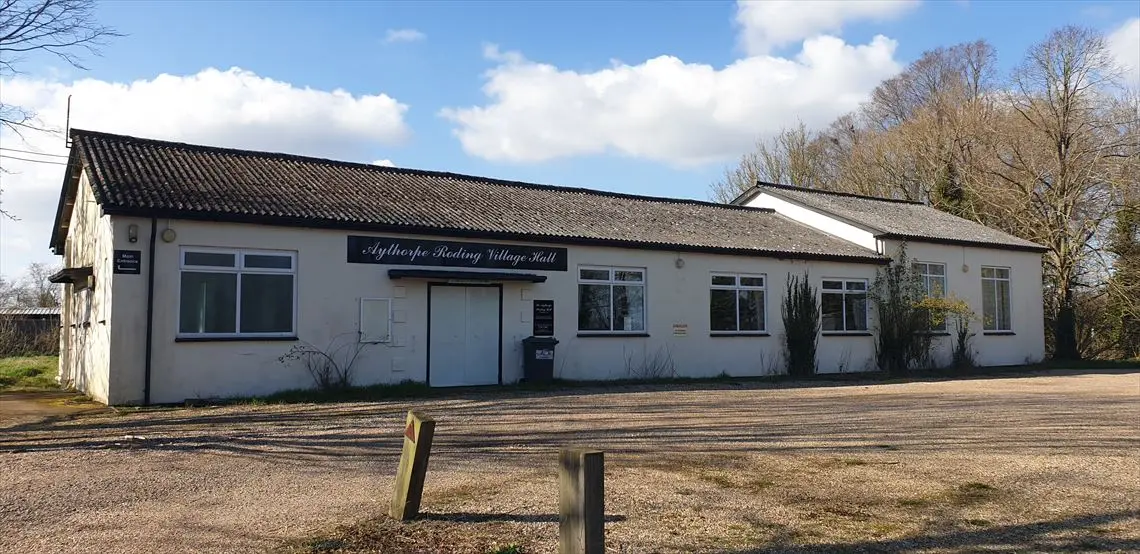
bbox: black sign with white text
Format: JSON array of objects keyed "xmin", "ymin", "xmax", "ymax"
[
  {"xmin": 113, "ymin": 250, "xmax": 142, "ymax": 274},
  {"xmin": 533, "ymin": 300, "xmax": 555, "ymax": 336},
  {"xmin": 347, "ymin": 235, "xmax": 568, "ymax": 271}
]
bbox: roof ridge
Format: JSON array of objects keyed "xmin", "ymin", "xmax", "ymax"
[
  {"xmin": 758, "ymin": 181, "xmax": 925, "ymax": 205},
  {"xmin": 68, "ymin": 128, "xmax": 774, "ymax": 214}
]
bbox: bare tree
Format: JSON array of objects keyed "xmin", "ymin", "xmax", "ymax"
[
  {"xmin": 982, "ymin": 26, "xmax": 1136, "ymax": 359},
  {"xmin": 0, "ymin": 0, "xmax": 120, "ymax": 217},
  {"xmin": 710, "ymin": 121, "xmax": 830, "ymax": 202},
  {"xmin": 14, "ymin": 262, "xmax": 61, "ymax": 307}
]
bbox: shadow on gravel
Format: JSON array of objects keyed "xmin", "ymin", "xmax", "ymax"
[
  {"xmin": 2, "ymin": 379, "xmax": 1137, "ymax": 467},
  {"xmin": 417, "ymin": 512, "xmax": 626, "ymax": 523},
  {"xmin": 730, "ymin": 509, "xmax": 1140, "ymax": 553}
]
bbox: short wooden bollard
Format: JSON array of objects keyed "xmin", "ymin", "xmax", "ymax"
[
  {"xmin": 559, "ymin": 448, "xmax": 604, "ymax": 554},
  {"xmin": 389, "ymin": 410, "xmax": 435, "ymax": 521}
]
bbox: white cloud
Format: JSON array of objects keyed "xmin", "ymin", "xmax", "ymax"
[
  {"xmin": 1108, "ymin": 18, "xmax": 1140, "ymax": 88},
  {"xmin": 0, "ymin": 67, "xmax": 410, "ymax": 276},
  {"xmin": 384, "ymin": 28, "xmax": 426, "ymax": 44},
  {"xmin": 735, "ymin": 0, "xmax": 919, "ymax": 55},
  {"xmin": 441, "ymin": 35, "xmax": 902, "ymax": 166},
  {"xmin": 372, "ymin": 159, "xmax": 395, "ymax": 167}
]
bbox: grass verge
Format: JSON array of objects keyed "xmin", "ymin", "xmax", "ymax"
[{"xmin": 0, "ymin": 356, "xmax": 59, "ymax": 391}]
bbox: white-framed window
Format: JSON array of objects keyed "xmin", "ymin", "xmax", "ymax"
[
  {"xmin": 178, "ymin": 248, "xmax": 296, "ymax": 338},
  {"xmin": 710, "ymin": 273, "xmax": 766, "ymax": 333},
  {"xmin": 913, "ymin": 261, "xmax": 947, "ymax": 331},
  {"xmin": 359, "ymin": 298, "xmax": 392, "ymax": 343},
  {"xmin": 981, "ymin": 266, "xmax": 1012, "ymax": 331},
  {"xmin": 821, "ymin": 279, "xmax": 869, "ymax": 332},
  {"xmin": 577, "ymin": 266, "xmax": 645, "ymax": 333}
]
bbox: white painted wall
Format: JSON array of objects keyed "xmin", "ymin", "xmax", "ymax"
[
  {"xmin": 101, "ymin": 218, "xmax": 883, "ymax": 404},
  {"xmin": 57, "ymin": 172, "xmax": 114, "ymax": 404},
  {"xmin": 79, "ymin": 218, "xmax": 1044, "ymax": 404},
  {"xmin": 885, "ymin": 241, "xmax": 1045, "ymax": 367},
  {"xmin": 745, "ymin": 193, "xmax": 880, "ymax": 251}
]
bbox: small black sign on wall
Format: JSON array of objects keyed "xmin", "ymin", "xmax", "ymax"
[
  {"xmin": 533, "ymin": 300, "xmax": 554, "ymax": 337},
  {"xmin": 113, "ymin": 250, "xmax": 142, "ymax": 274}
]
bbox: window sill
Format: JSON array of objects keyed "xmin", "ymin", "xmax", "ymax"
[
  {"xmin": 822, "ymin": 332, "xmax": 873, "ymax": 337},
  {"xmin": 983, "ymin": 331, "xmax": 1016, "ymax": 336},
  {"xmin": 176, "ymin": 336, "xmax": 299, "ymax": 343},
  {"xmin": 917, "ymin": 331, "xmax": 951, "ymax": 336},
  {"xmin": 710, "ymin": 332, "xmax": 771, "ymax": 337},
  {"xmin": 576, "ymin": 333, "xmax": 650, "ymax": 338}
]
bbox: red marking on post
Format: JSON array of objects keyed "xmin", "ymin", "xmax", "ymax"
[{"xmin": 404, "ymin": 422, "xmax": 416, "ymax": 442}]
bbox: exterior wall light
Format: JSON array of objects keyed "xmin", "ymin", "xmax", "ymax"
[{"xmin": 127, "ymin": 223, "xmax": 139, "ymax": 243}]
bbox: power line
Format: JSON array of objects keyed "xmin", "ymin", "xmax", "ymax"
[
  {"xmin": 0, "ymin": 147, "xmax": 68, "ymax": 158},
  {"xmin": 0, "ymin": 154, "xmax": 68, "ymax": 166}
]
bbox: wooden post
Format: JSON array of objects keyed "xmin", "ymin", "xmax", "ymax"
[
  {"xmin": 559, "ymin": 448, "xmax": 604, "ymax": 554},
  {"xmin": 389, "ymin": 410, "xmax": 435, "ymax": 521}
]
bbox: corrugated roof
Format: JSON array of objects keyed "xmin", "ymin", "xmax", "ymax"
[
  {"xmin": 52, "ymin": 129, "xmax": 887, "ymax": 263},
  {"xmin": 0, "ymin": 307, "xmax": 61, "ymax": 316},
  {"xmin": 739, "ymin": 183, "xmax": 1047, "ymax": 252}
]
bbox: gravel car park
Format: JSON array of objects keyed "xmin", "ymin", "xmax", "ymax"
[{"xmin": 2, "ymin": 370, "xmax": 1138, "ymax": 553}]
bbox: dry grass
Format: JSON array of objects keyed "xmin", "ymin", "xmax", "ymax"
[{"xmin": 3, "ymin": 369, "xmax": 1139, "ymax": 553}]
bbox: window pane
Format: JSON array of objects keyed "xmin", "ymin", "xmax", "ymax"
[
  {"xmin": 845, "ymin": 293, "xmax": 868, "ymax": 331},
  {"xmin": 613, "ymin": 285, "xmax": 645, "ymax": 331},
  {"xmin": 912, "ymin": 263, "xmax": 924, "ymax": 273},
  {"xmin": 846, "ymin": 281, "xmax": 867, "ymax": 291},
  {"xmin": 995, "ymin": 268, "xmax": 1010, "ymax": 280},
  {"xmin": 711, "ymin": 275, "xmax": 736, "ymax": 286},
  {"xmin": 929, "ymin": 264, "xmax": 945, "ymax": 276},
  {"xmin": 930, "ymin": 276, "xmax": 946, "ymax": 298},
  {"xmin": 180, "ymin": 272, "xmax": 237, "ymax": 333},
  {"xmin": 710, "ymin": 289, "xmax": 737, "ymax": 331},
  {"xmin": 578, "ymin": 284, "xmax": 611, "ymax": 330},
  {"xmin": 614, "ymin": 270, "xmax": 644, "ymax": 282},
  {"xmin": 185, "ymin": 251, "xmax": 236, "ymax": 268},
  {"xmin": 821, "ymin": 292, "xmax": 844, "ymax": 331},
  {"xmin": 240, "ymin": 274, "xmax": 294, "ymax": 333},
  {"xmin": 244, "ymin": 254, "xmax": 292, "ymax": 269},
  {"xmin": 579, "ymin": 268, "xmax": 609, "ymax": 281},
  {"xmin": 982, "ymin": 279, "xmax": 996, "ymax": 330},
  {"xmin": 981, "ymin": 267, "xmax": 995, "ymax": 278},
  {"xmin": 740, "ymin": 276, "xmax": 765, "ymax": 288},
  {"xmin": 822, "ymin": 280, "xmax": 843, "ymax": 290},
  {"xmin": 997, "ymin": 279, "xmax": 1011, "ymax": 330},
  {"xmin": 738, "ymin": 290, "xmax": 764, "ymax": 331}
]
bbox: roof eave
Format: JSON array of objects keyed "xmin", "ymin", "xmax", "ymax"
[
  {"xmin": 728, "ymin": 186, "xmax": 762, "ymax": 206},
  {"xmin": 100, "ymin": 206, "xmax": 889, "ymax": 265},
  {"xmin": 875, "ymin": 233, "xmax": 1049, "ymax": 253},
  {"xmin": 48, "ymin": 141, "xmax": 86, "ymax": 255}
]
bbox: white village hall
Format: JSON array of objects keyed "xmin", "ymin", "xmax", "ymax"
[{"xmin": 49, "ymin": 130, "xmax": 1046, "ymax": 405}]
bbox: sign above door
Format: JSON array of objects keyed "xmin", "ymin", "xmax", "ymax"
[{"xmin": 348, "ymin": 235, "xmax": 568, "ymax": 272}]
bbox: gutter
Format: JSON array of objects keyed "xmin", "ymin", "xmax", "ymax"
[{"xmin": 143, "ymin": 217, "xmax": 157, "ymax": 406}]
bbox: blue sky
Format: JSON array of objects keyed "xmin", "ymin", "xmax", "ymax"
[{"xmin": 1, "ymin": 0, "xmax": 1138, "ymax": 277}]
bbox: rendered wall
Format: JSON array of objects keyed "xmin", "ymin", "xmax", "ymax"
[
  {"xmin": 56, "ymin": 172, "xmax": 114, "ymax": 404},
  {"xmin": 104, "ymin": 218, "xmax": 884, "ymax": 404}
]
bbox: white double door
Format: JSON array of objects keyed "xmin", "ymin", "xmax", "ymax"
[{"xmin": 429, "ymin": 285, "xmax": 501, "ymax": 387}]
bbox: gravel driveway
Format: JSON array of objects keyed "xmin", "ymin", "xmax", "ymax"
[{"xmin": 2, "ymin": 370, "xmax": 1138, "ymax": 553}]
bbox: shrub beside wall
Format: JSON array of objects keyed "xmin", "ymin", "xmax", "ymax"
[{"xmin": 782, "ymin": 272, "xmax": 820, "ymax": 377}]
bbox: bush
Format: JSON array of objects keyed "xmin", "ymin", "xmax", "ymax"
[
  {"xmin": 278, "ymin": 334, "xmax": 368, "ymax": 391},
  {"xmin": 872, "ymin": 246, "xmax": 931, "ymax": 375},
  {"xmin": 782, "ymin": 272, "xmax": 820, "ymax": 377}
]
